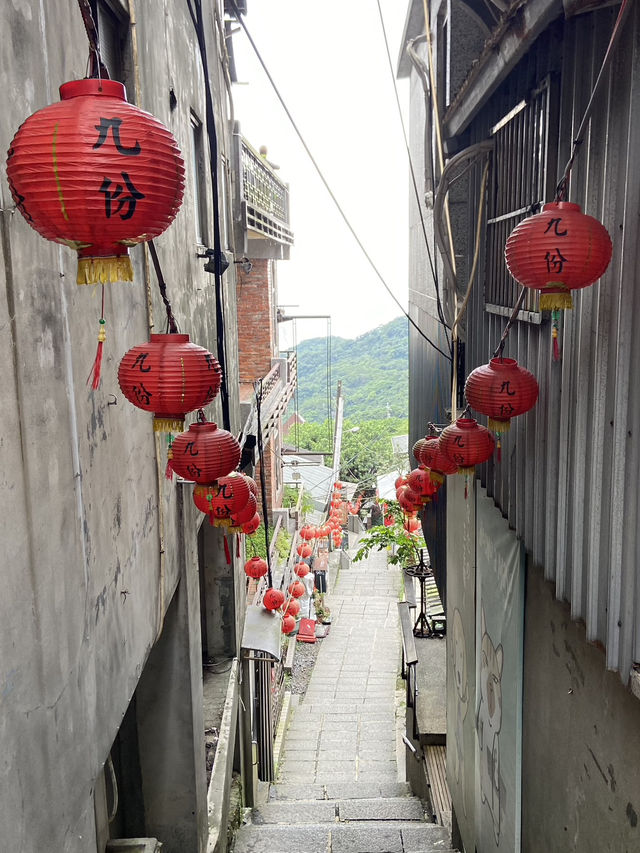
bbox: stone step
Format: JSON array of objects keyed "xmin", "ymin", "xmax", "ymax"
[
  {"xmin": 232, "ymin": 820, "xmax": 453, "ymax": 853},
  {"xmin": 268, "ymin": 781, "xmax": 412, "ymax": 801},
  {"xmin": 253, "ymin": 796, "xmax": 426, "ymax": 825}
]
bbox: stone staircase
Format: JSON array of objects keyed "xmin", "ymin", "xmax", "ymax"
[{"xmin": 232, "ymin": 781, "xmax": 456, "ymax": 853}]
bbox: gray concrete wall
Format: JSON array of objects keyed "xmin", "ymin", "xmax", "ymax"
[
  {"xmin": 522, "ymin": 562, "xmax": 640, "ymax": 853},
  {"xmin": 0, "ymin": 1, "xmax": 242, "ymax": 851}
]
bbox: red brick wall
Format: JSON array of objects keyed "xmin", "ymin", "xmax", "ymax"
[
  {"xmin": 254, "ymin": 434, "xmax": 281, "ymax": 525},
  {"xmin": 237, "ymin": 259, "xmax": 277, "ymax": 384}
]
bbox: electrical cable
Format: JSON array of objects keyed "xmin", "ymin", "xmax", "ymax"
[
  {"xmin": 228, "ymin": 0, "xmax": 451, "ymax": 363},
  {"xmin": 188, "ymin": 0, "xmax": 231, "ymax": 430},
  {"xmin": 148, "ymin": 240, "xmax": 179, "ymax": 333},
  {"xmin": 375, "ymin": 0, "xmax": 450, "ymax": 348}
]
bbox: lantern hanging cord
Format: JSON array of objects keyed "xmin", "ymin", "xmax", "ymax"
[
  {"xmin": 492, "ymin": 286, "xmax": 527, "ymax": 358},
  {"xmin": 555, "ymin": 0, "xmax": 630, "ymax": 201},
  {"xmin": 228, "ymin": 0, "xmax": 451, "ymax": 363},
  {"xmin": 148, "ymin": 240, "xmax": 179, "ymax": 333},
  {"xmin": 76, "ymin": 0, "xmax": 109, "ymax": 79},
  {"xmin": 376, "ymin": 0, "xmax": 450, "ymax": 346},
  {"xmin": 255, "ymin": 380, "xmax": 273, "ymax": 588}
]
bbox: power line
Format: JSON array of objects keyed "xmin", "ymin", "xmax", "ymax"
[
  {"xmin": 375, "ymin": 0, "xmax": 451, "ymax": 351},
  {"xmin": 228, "ymin": 1, "xmax": 452, "ymax": 363}
]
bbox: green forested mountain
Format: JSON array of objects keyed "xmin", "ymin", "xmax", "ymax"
[{"xmin": 293, "ymin": 316, "xmax": 408, "ymax": 422}]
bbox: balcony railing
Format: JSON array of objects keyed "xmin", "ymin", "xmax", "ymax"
[{"xmin": 240, "ymin": 139, "xmax": 294, "ymax": 246}]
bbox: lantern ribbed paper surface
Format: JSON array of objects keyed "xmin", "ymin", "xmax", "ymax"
[
  {"xmin": 407, "ymin": 467, "xmax": 439, "ymax": 499},
  {"xmin": 242, "ymin": 513, "xmax": 261, "ymax": 535},
  {"xmin": 439, "ymin": 417, "xmax": 495, "ymax": 475},
  {"xmin": 297, "ymin": 543, "xmax": 312, "ymax": 559},
  {"xmin": 244, "ymin": 557, "xmax": 268, "ymax": 579},
  {"xmin": 230, "ymin": 493, "xmax": 257, "ymax": 526},
  {"xmin": 169, "ymin": 421, "xmax": 239, "ymax": 482},
  {"xmin": 419, "ymin": 436, "xmax": 459, "ymax": 483},
  {"xmin": 412, "ymin": 438, "xmax": 429, "ymax": 464},
  {"xmin": 6, "ymin": 79, "xmax": 184, "ymax": 284},
  {"xmin": 505, "ymin": 201, "xmax": 612, "ymax": 310},
  {"xmin": 300, "ymin": 525, "xmax": 316, "ymax": 541},
  {"xmin": 282, "ymin": 614, "xmax": 296, "ymax": 634},
  {"xmin": 203, "ymin": 473, "xmax": 250, "ymax": 518},
  {"xmin": 285, "ymin": 599, "xmax": 301, "ymax": 617},
  {"xmin": 263, "ymin": 588, "xmax": 285, "ymax": 611},
  {"xmin": 465, "ymin": 357, "xmax": 539, "ymax": 432},
  {"xmin": 118, "ymin": 334, "xmax": 222, "ymax": 432}
]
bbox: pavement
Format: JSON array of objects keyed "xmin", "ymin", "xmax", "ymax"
[{"xmin": 231, "ymin": 541, "xmax": 457, "ymax": 853}]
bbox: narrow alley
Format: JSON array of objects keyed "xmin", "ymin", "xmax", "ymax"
[{"xmin": 233, "ymin": 544, "xmax": 455, "ymax": 853}]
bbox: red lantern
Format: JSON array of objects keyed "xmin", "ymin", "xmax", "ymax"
[
  {"xmin": 244, "ymin": 557, "xmax": 268, "ymax": 579},
  {"xmin": 294, "ymin": 563, "xmax": 310, "ymax": 578},
  {"xmin": 334, "ymin": 481, "xmax": 343, "ymax": 489},
  {"xmin": 397, "ymin": 486, "xmax": 422, "ymax": 514},
  {"xmin": 6, "ymin": 79, "xmax": 184, "ymax": 285},
  {"xmin": 193, "ymin": 485, "xmax": 226, "ymax": 526},
  {"xmin": 118, "ymin": 334, "xmax": 222, "ymax": 432},
  {"xmin": 300, "ymin": 525, "xmax": 316, "ymax": 541},
  {"xmin": 412, "ymin": 439, "xmax": 429, "ymax": 463},
  {"xmin": 505, "ymin": 201, "xmax": 612, "ymax": 310},
  {"xmin": 204, "ymin": 473, "xmax": 250, "ymax": 517},
  {"xmin": 420, "ymin": 436, "xmax": 459, "ymax": 484},
  {"xmin": 439, "ymin": 417, "xmax": 495, "ymax": 475},
  {"xmin": 242, "ymin": 513, "xmax": 261, "ymax": 535},
  {"xmin": 404, "ymin": 517, "xmax": 421, "ymax": 534},
  {"xmin": 465, "ymin": 357, "xmax": 539, "ymax": 433},
  {"xmin": 383, "ymin": 516, "xmax": 394, "ymax": 527},
  {"xmin": 263, "ymin": 588, "xmax": 285, "ymax": 611},
  {"xmin": 169, "ymin": 420, "xmax": 240, "ymax": 482},
  {"xmin": 297, "ymin": 543, "xmax": 312, "ymax": 559},
  {"xmin": 285, "ymin": 599, "xmax": 301, "ymax": 617},
  {"xmin": 288, "ymin": 581, "xmax": 305, "ymax": 599},
  {"xmin": 230, "ymin": 493, "xmax": 257, "ymax": 526},
  {"xmin": 282, "ymin": 614, "xmax": 296, "ymax": 634},
  {"xmin": 394, "ymin": 476, "xmax": 406, "ymax": 489},
  {"xmin": 407, "ymin": 467, "xmax": 439, "ymax": 500}
]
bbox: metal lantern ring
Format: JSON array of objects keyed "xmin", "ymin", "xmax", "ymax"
[
  {"xmin": 6, "ymin": 79, "xmax": 184, "ymax": 284},
  {"xmin": 505, "ymin": 201, "xmax": 612, "ymax": 310}
]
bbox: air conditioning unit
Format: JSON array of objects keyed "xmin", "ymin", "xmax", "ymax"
[{"xmin": 106, "ymin": 840, "xmax": 162, "ymax": 853}]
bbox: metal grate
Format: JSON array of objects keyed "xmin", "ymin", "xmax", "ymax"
[
  {"xmin": 241, "ymin": 142, "xmax": 293, "ymax": 244},
  {"xmin": 484, "ymin": 79, "xmax": 553, "ymax": 315}
]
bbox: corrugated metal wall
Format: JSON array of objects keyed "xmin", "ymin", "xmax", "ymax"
[{"xmin": 462, "ymin": 3, "xmax": 640, "ymax": 681}]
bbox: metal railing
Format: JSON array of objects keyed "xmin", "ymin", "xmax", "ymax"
[{"xmin": 241, "ymin": 139, "xmax": 294, "ymax": 245}]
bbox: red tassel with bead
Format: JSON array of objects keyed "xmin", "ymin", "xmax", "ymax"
[{"xmin": 87, "ymin": 286, "xmax": 106, "ymax": 390}]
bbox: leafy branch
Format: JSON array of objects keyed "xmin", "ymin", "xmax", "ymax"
[{"xmin": 352, "ymin": 524, "xmax": 426, "ymax": 567}]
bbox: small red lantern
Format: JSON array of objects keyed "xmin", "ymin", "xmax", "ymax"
[
  {"xmin": 230, "ymin": 493, "xmax": 257, "ymax": 526},
  {"xmin": 118, "ymin": 334, "xmax": 222, "ymax": 432},
  {"xmin": 193, "ymin": 485, "xmax": 226, "ymax": 526},
  {"xmin": 169, "ymin": 420, "xmax": 240, "ymax": 482},
  {"xmin": 334, "ymin": 481, "xmax": 343, "ymax": 489},
  {"xmin": 204, "ymin": 473, "xmax": 250, "ymax": 517},
  {"xmin": 263, "ymin": 588, "xmax": 285, "ymax": 611},
  {"xmin": 395, "ymin": 476, "xmax": 407, "ymax": 489},
  {"xmin": 294, "ymin": 563, "xmax": 310, "ymax": 578},
  {"xmin": 285, "ymin": 599, "xmax": 301, "ymax": 617},
  {"xmin": 242, "ymin": 513, "xmax": 261, "ymax": 535},
  {"xmin": 465, "ymin": 357, "xmax": 539, "ymax": 433},
  {"xmin": 288, "ymin": 581, "xmax": 305, "ymax": 599},
  {"xmin": 407, "ymin": 467, "xmax": 439, "ymax": 500},
  {"xmin": 383, "ymin": 516, "xmax": 394, "ymax": 528},
  {"xmin": 282, "ymin": 614, "xmax": 296, "ymax": 634},
  {"xmin": 300, "ymin": 525, "xmax": 315, "ymax": 541},
  {"xmin": 397, "ymin": 486, "xmax": 422, "ymax": 514},
  {"xmin": 412, "ymin": 439, "xmax": 429, "ymax": 463},
  {"xmin": 420, "ymin": 436, "xmax": 458, "ymax": 484},
  {"xmin": 439, "ymin": 417, "xmax": 495, "ymax": 475},
  {"xmin": 6, "ymin": 79, "xmax": 184, "ymax": 284},
  {"xmin": 404, "ymin": 517, "xmax": 421, "ymax": 534},
  {"xmin": 297, "ymin": 543, "xmax": 312, "ymax": 559},
  {"xmin": 505, "ymin": 201, "xmax": 612, "ymax": 310},
  {"xmin": 244, "ymin": 557, "xmax": 268, "ymax": 579}
]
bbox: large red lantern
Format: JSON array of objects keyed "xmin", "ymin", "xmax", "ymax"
[
  {"xmin": 169, "ymin": 420, "xmax": 240, "ymax": 482},
  {"xmin": 505, "ymin": 201, "xmax": 612, "ymax": 310},
  {"xmin": 118, "ymin": 334, "xmax": 222, "ymax": 432},
  {"xmin": 419, "ymin": 436, "xmax": 458, "ymax": 484},
  {"xmin": 244, "ymin": 557, "xmax": 268, "ymax": 579},
  {"xmin": 465, "ymin": 357, "xmax": 539, "ymax": 433},
  {"xmin": 439, "ymin": 417, "xmax": 495, "ymax": 475},
  {"xmin": 263, "ymin": 588, "xmax": 285, "ymax": 611},
  {"xmin": 6, "ymin": 79, "xmax": 184, "ymax": 284}
]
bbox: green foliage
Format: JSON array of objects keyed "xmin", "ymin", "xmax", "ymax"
[
  {"xmin": 282, "ymin": 484, "xmax": 314, "ymax": 516},
  {"xmin": 249, "ymin": 524, "xmax": 268, "ymax": 560},
  {"xmin": 292, "ymin": 317, "xmax": 408, "ymax": 423},
  {"xmin": 313, "ymin": 590, "xmax": 331, "ymax": 622},
  {"xmin": 275, "ymin": 527, "xmax": 292, "ymax": 562},
  {"xmin": 285, "ymin": 417, "xmax": 408, "ymax": 488},
  {"xmin": 353, "ymin": 524, "xmax": 426, "ymax": 567}
]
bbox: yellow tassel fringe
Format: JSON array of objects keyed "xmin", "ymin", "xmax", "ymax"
[
  {"xmin": 488, "ymin": 417, "xmax": 511, "ymax": 433},
  {"xmin": 539, "ymin": 291, "xmax": 573, "ymax": 311},
  {"xmin": 77, "ymin": 255, "xmax": 134, "ymax": 285},
  {"xmin": 154, "ymin": 417, "xmax": 185, "ymax": 433}
]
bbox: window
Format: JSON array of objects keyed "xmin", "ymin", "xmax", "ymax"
[
  {"xmin": 190, "ymin": 113, "xmax": 208, "ymax": 246},
  {"xmin": 90, "ymin": 0, "xmax": 130, "ymax": 86},
  {"xmin": 484, "ymin": 77, "xmax": 556, "ymax": 315}
]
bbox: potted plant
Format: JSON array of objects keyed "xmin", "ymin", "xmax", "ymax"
[
  {"xmin": 312, "ymin": 590, "xmax": 332, "ymax": 624},
  {"xmin": 353, "ymin": 500, "xmax": 427, "ymax": 568}
]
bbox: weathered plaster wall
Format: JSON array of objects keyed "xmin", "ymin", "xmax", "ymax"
[
  {"xmin": 0, "ymin": 1, "xmax": 240, "ymax": 851},
  {"xmin": 522, "ymin": 563, "xmax": 640, "ymax": 853}
]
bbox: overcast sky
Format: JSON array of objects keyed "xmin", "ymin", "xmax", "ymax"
[{"xmin": 231, "ymin": 0, "xmax": 410, "ymax": 346}]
